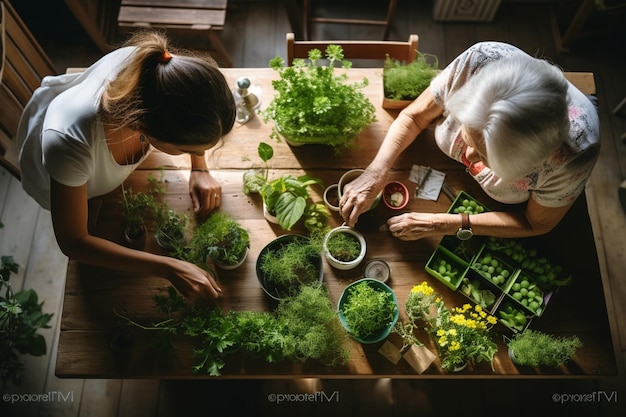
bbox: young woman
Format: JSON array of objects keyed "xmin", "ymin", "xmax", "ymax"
[{"xmin": 17, "ymin": 31, "xmax": 236, "ymax": 303}]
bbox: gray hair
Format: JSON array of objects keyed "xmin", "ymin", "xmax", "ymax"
[{"xmin": 445, "ymin": 55, "xmax": 570, "ymax": 180}]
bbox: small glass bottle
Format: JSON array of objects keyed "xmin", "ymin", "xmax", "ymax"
[{"xmin": 232, "ymin": 77, "xmax": 261, "ymax": 124}]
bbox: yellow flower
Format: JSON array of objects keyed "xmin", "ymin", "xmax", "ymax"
[
  {"xmin": 449, "ymin": 341, "xmax": 461, "ymax": 351},
  {"xmin": 487, "ymin": 315, "xmax": 497, "ymax": 325},
  {"xmin": 475, "ymin": 305, "xmax": 483, "ymax": 312},
  {"xmin": 448, "ymin": 328, "xmax": 457, "ymax": 336},
  {"xmin": 438, "ymin": 336, "xmax": 448, "ymax": 347},
  {"xmin": 436, "ymin": 329, "xmax": 446, "ymax": 336},
  {"xmin": 462, "ymin": 303, "xmax": 472, "ymax": 312},
  {"xmin": 411, "ymin": 281, "xmax": 434, "ymax": 296}
]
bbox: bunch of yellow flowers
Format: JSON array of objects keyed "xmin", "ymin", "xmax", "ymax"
[
  {"xmin": 405, "ymin": 282, "xmax": 499, "ymax": 372},
  {"xmin": 434, "ymin": 303, "xmax": 498, "ymax": 371}
]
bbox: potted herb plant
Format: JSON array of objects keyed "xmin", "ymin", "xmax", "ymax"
[
  {"xmin": 338, "ymin": 278, "xmax": 399, "ymax": 344},
  {"xmin": 323, "ymin": 225, "xmax": 366, "ymax": 270},
  {"xmin": 153, "ymin": 203, "xmax": 189, "ymax": 252},
  {"xmin": 188, "ymin": 211, "xmax": 250, "ymax": 270},
  {"xmin": 507, "ymin": 329, "xmax": 582, "ymax": 367},
  {"xmin": 261, "ymin": 45, "xmax": 376, "ymax": 151},
  {"xmin": 256, "ymin": 234, "xmax": 323, "ymax": 300},
  {"xmin": 382, "ymin": 52, "xmax": 439, "ymax": 110},
  {"xmin": 1, "ymin": 249, "xmax": 53, "ymax": 386},
  {"xmin": 121, "ymin": 187, "xmax": 151, "ymax": 246},
  {"xmin": 243, "ymin": 142, "xmax": 329, "ymax": 234}
]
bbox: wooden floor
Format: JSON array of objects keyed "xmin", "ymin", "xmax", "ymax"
[{"xmin": 1, "ymin": 1, "xmax": 625, "ymax": 416}]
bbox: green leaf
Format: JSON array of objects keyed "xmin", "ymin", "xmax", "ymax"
[
  {"xmin": 276, "ymin": 194, "xmax": 306, "ymax": 230},
  {"xmin": 258, "ymin": 142, "xmax": 274, "ymax": 163}
]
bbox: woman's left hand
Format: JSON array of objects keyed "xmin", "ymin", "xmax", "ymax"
[
  {"xmin": 189, "ymin": 170, "xmax": 221, "ymax": 217},
  {"xmin": 387, "ymin": 212, "xmax": 442, "ymax": 241}
]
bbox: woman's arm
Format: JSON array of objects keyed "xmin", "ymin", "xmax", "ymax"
[
  {"xmin": 189, "ymin": 152, "xmax": 221, "ymax": 217},
  {"xmin": 387, "ymin": 196, "xmax": 573, "ymax": 240},
  {"xmin": 50, "ymin": 179, "xmax": 221, "ymax": 302},
  {"xmin": 340, "ymin": 87, "xmax": 444, "ymax": 227}
]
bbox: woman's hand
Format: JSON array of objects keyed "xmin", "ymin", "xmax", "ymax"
[
  {"xmin": 189, "ymin": 170, "xmax": 221, "ymax": 218},
  {"xmin": 387, "ymin": 212, "xmax": 445, "ymax": 241},
  {"xmin": 164, "ymin": 257, "xmax": 222, "ymax": 304},
  {"xmin": 339, "ymin": 168, "xmax": 387, "ymax": 227}
]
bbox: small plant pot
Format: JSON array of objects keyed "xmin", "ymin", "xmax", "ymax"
[
  {"xmin": 383, "ymin": 181, "xmax": 410, "ymax": 210},
  {"xmin": 323, "ymin": 184, "xmax": 340, "ymax": 212},
  {"xmin": 452, "ymin": 361, "xmax": 468, "ymax": 373},
  {"xmin": 124, "ymin": 224, "xmax": 146, "ymax": 247},
  {"xmin": 337, "ymin": 278, "xmax": 399, "ymax": 344},
  {"xmin": 262, "ymin": 202, "xmax": 279, "ymax": 225},
  {"xmin": 256, "ymin": 234, "xmax": 323, "ymax": 301},
  {"xmin": 508, "ymin": 348, "xmax": 520, "ymax": 365},
  {"xmin": 215, "ymin": 248, "xmax": 249, "ymax": 270},
  {"xmin": 154, "ymin": 230, "xmax": 185, "ymax": 252},
  {"xmin": 403, "ymin": 345, "xmax": 437, "ymax": 374},
  {"xmin": 323, "ymin": 226, "xmax": 366, "ymax": 270},
  {"xmin": 337, "ymin": 169, "xmax": 381, "ymax": 212}
]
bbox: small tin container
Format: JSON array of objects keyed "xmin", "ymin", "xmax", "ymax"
[{"xmin": 364, "ymin": 259, "xmax": 391, "ymax": 283}]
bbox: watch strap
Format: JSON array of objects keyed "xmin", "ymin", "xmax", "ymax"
[{"xmin": 460, "ymin": 212, "xmax": 470, "ymax": 230}]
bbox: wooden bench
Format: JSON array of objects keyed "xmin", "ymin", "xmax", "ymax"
[{"xmin": 118, "ymin": 0, "xmax": 232, "ymax": 67}]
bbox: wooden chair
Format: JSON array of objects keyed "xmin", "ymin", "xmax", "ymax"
[
  {"xmin": 0, "ymin": 0, "xmax": 57, "ymax": 180},
  {"xmin": 286, "ymin": 32, "xmax": 418, "ymax": 66},
  {"xmin": 303, "ymin": 0, "xmax": 397, "ymax": 41},
  {"xmin": 117, "ymin": 0, "xmax": 233, "ymax": 67}
]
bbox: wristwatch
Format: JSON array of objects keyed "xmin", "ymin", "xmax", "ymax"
[{"xmin": 456, "ymin": 213, "xmax": 473, "ymax": 240}]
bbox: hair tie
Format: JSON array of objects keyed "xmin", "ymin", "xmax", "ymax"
[{"xmin": 160, "ymin": 50, "xmax": 172, "ymax": 63}]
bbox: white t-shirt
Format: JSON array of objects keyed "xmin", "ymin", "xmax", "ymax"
[
  {"xmin": 17, "ymin": 47, "xmax": 150, "ymax": 210},
  {"xmin": 429, "ymin": 41, "xmax": 600, "ymax": 208}
]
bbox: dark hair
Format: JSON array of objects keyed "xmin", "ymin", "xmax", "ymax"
[{"xmin": 99, "ymin": 31, "xmax": 235, "ymax": 147}]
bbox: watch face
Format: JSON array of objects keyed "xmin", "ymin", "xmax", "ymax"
[{"xmin": 457, "ymin": 229, "xmax": 473, "ymax": 240}]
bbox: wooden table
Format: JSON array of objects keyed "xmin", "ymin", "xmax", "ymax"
[{"xmin": 56, "ymin": 68, "xmax": 617, "ymax": 379}]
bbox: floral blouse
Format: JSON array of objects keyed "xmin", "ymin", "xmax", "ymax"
[{"xmin": 429, "ymin": 41, "xmax": 600, "ymax": 208}]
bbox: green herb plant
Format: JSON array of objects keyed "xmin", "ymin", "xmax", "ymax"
[
  {"xmin": 341, "ymin": 281, "xmax": 397, "ymax": 340},
  {"xmin": 507, "ymin": 329, "xmax": 582, "ymax": 367},
  {"xmin": 243, "ymin": 142, "xmax": 329, "ymax": 234},
  {"xmin": 383, "ymin": 52, "xmax": 439, "ymax": 100},
  {"xmin": 262, "ymin": 46, "xmax": 376, "ymax": 150},
  {"xmin": 116, "ymin": 284, "xmax": 349, "ymax": 376},
  {"xmin": 153, "ymin": 204, "xmax": 189, "ymax": 251},
  {"xmin": 121, "ymin": 187, "xmax": 152, "ymax": 242},
  {"xmin": 325, "ymin": 231, "xmax": 361, "ymax": 262},
  {"xmin": 187, "ymin": 211, "xmax": 250, "ymax": 267},
  {"xmin": 1, "ymin": 230, "xmax": 53, "ymax": 385},
  {"xmin": 259, "ymin": 237, "xmax": 322, "ymax": 299}
]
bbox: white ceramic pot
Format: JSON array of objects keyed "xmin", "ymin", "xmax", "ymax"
[
  {"xmin": 337, "ymin": 169, "xmax": 381, "ymax": 212},
  {"xmin": 262, "ymin": 202, "xmax": 279, "ymax": 224},
  {"xmin": 323, "ymin": 225, "xmax": 366, "ymax": 270},
  {"xmin": 215, "ymin": 248, "xmax": 249, "ymax": 270}
]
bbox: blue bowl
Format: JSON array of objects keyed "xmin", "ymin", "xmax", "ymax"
[{"xmin": 337, "ymin": 278, "xmax": 399, "ymax": 344}]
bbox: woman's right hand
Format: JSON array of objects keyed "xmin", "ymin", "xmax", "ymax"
[
  {"xmin": 339, "ymin": 168, "xmax": 387, "ymax": 227},
  {"xmin": 164, "ymin": 258, "xmax": 222, "ymax": 303}
]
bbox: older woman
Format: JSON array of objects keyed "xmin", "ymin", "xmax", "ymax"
[{"xmin": 339, "ymin": 41, "xmax": 600, "ymax": 240}]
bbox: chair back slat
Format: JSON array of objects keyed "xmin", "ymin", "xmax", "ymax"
[
  {"xmin": 0, "ymin": 0, "xmax": 57, "ymax": 179},
  {"xmin": 286, "ymin": 33, "xmax": 418, "ymax": 66}
]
